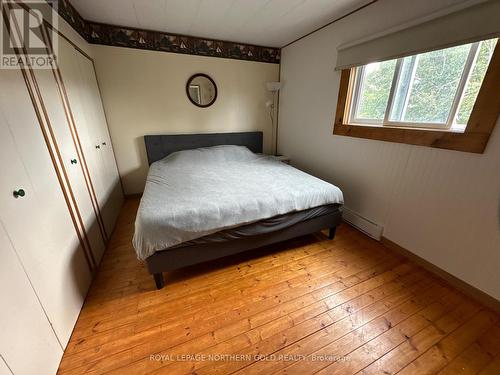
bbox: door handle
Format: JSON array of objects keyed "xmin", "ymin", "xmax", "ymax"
[
  {"xmin": 95, "ymin": 145, "xmax": 100, "ymax": 149},
  {"xmin": 13, "ymin": 189, "xmax": 25, "ymax": 198},
  {"xmin": 102, "ymin": 142, "xmax": 106, "ymax": 146},
  {"xmin": 71, "ymin": 159, "xmax": 77, "ymax": 164}
]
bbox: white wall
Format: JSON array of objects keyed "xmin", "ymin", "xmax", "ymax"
[
  {"xmin": 278, "ymin": 0, "xmax": 500, "ymax": 300},
  {"xmin": 92, "ymin": 46, "xmax": 279, "ymax": 194}
]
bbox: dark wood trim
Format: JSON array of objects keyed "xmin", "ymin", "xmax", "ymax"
[
  {"xmin": 381, "ymin": 236, "xmax": 500, "ymax": 314},
  {"xmin": 333, "ymin": 124, "xmax": 490, "ymax": 153},
  {"xmin": 465, "ymin": 41, "xmax": 500, "ymax": 137},
  {"xmin": 334, "ymin": 69, "xmax": 352, "ymax": 131},
  {"xmin": 333, "ymin": 44, "xmax": 500, "ymax": 154},
  {"xmin": 282, "ymin": 0, "xmax": 379, "ymax": 48}
]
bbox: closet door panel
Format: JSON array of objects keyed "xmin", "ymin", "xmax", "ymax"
[
  {"xmin": 0, "ymin": 224, "xmax": 63, "ymax": 375},
  {"xmin": 0, "ymin": 68, "xmax": 93, "ymax": 347},
  {"xmin": 0, "ymin": 224, "xmax": 62, "ymax": 375},
  {"xmin": 31, "ymin": 66, "xmax": 106, "ymax": 264},
  {"xmin": 57, "ymin": 39, "xmax": 107, "ymax": 207},
  {"xmin": 75, "ymin": 53, "xmax": 123, "ymax": 231}
]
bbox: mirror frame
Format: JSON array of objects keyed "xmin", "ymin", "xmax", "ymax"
[{"xmin": 186, "ymin": 73, "xmax": 218, "ymax": 108}]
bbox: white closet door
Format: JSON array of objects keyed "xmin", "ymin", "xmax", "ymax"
[
  {"xmin": 0, "ymin": 68, "xmax": 93, "ymax": 348},
  {"xmin": 0, "ymin": 223, "xmax": 62, "ymax": 375},
  {"xmin": 30, "ymin": 64, "xmax": 107, "ymax": 264},
  {"xmin": 59, "ymin": 42, "xmax": 123, "ymax": 235},
  {"xmin": 56, "ymin": 39, "xmax": 109, "ymax": 244},
  {"xmin": 76, "ymin": 52, "xmax": 123, "ymax": 234}
]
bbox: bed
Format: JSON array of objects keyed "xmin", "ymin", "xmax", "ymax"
[{"xmin": 134, "ymin": 132, "xmax": 344, "ymax": 289}]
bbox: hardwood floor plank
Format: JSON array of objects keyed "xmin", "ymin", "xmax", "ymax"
[
  {"xmin": 357, "ymin": 299, "xmax": 484, "ymax": 375},
  {"xmin": 60, "ymin": 255, "xmax": 406, "ymax": 373},
  {"xmin": 78, "ymin": 239, "xmax": 329, "ymax": 317},
  {"xmin": 57, "ymin": 199, "xmax": 500, "ymax": 375},
  {"xmin": 322, "ymin": 293, "xmax": 479, "ymax": 375},
  {"xmin": 479, "ymin": 353, "xmax": 500, "ymax": 375},
  {"xmin": 437, "ymin": 324, "xmax": 500, "ymax": 374},
  {"xmin": 102, "ymin": 263, "xmax": 422, "ymax": 374},
  {"xmin": 398, "ymin": 310, "xmax": 498, "ymax": 374},
  {"xmin": 62, "ymin": 247, "xmax": 392, "ymax": 369},
  {"xmin": 183, "ymin": 278, "xmax": 438, "ymax": 374},
  {"xmin": 71, "ymin": 237, "xmax": 382, "ymax": 337},
  {"xmin": 245, "ymin": 279, "xmax": 453, "ymax": 375}
]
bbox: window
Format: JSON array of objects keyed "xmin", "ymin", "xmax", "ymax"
[
  {"xmin": 334, "ymin": 38, "xmax": 500, "ymax": 153},
  {"xmin": 348, "ymin": 38, "xmax": 497, "ymax": 131}
]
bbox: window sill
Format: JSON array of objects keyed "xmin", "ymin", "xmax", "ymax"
[
  {"xmin": 333, "ymin": 122, "xmax": 490, "ymax": 153},
  {"xmin": 333, "ymin": 49, "xmax": 500, "ymax": 154}
]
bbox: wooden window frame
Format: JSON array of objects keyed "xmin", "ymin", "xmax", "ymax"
[{"xmin": 333, "ymin": 42, "xmax": 500, "ymax": 153}]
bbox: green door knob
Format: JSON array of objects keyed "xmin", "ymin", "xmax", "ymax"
[
  {"xmin": 71, "ymin": 159, "xmax": 77, "ymax": 164},
  {"xmin": 13, "ymin": 189, "xmax": 25, "ymax": 198}
]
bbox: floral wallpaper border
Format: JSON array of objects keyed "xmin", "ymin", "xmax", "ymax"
[
  {"xmin": 56, "ymin": 0, "xmax": 280, "ymax": 64},
  {"xmin": 56, "ymin": 0, "xmax": 88, "ymax": 39}
]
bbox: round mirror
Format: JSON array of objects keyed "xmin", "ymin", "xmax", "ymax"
[{"xmin": 186, "ymin": 73, "xmax": 217, "ymax": 108}]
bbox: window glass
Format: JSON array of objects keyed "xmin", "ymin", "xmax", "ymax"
[
  {"xmin": 389, "ymin": 56, "xmax": 415, "ymax": 122},
  {"xmin": 354, "ymin": 60, "xmax": 396, "ymax": 121},
  {"xmin": 455, "ymin": 39, "xmax": 498, "ymax": 125},
  {"xmin": 399, "ymin": 44, "xmax": 470, "ymax": 123}
]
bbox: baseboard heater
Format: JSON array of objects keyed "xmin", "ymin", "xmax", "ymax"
[{"xmin": 341, "ymin": 207, "xmax": 384, "ymax": 240}]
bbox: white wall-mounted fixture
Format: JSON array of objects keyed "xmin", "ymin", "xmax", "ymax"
[
  {"xmin": 341, "ymin": 207, "xmax": 384, "ymax": 240},
  {"xmin": 266, "ymin": 81, "xmax": 282, "ymax": 155}
]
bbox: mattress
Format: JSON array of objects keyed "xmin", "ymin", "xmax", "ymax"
[
  {"xmin": 133, "ymin": 145, "xmax": 344, "ymax": 260},
  {"xmin": 174, "ymin": 204, "xmax": 341, "ymax": 248}
]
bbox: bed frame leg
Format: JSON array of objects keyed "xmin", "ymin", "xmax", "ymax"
[
  {"xmin": 153, "ymin": 273, "xmax": 164, "ymax": 289},
  {"xmin": 328, "ymin": 227, "xmax": 337, "ymax": 240}
]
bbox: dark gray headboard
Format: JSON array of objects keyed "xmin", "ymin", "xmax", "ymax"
[{"xmin": 144, "ymin": 132, "xmax": 263, "ymax": 165}]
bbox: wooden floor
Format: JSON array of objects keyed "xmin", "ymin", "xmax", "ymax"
[{"xmin": 58, "ymin": 199, "xmax": 500, "ymax": 374}]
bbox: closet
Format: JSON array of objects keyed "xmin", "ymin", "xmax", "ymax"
[
  {"xmin": 57, "ymin": 38, "xmax": 123, "ymax": 240},
  {"xmin": 0, "ymin": 90, "xmax": 70, "ymax": 374},
  {"xmin": 0, "ymin": 5, "xmax": 122, "ymax": 374}
]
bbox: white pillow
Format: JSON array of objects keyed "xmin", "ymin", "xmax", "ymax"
[{"xmin": 160, "ymin": 145, "xmax": 257, "ymax": 165}]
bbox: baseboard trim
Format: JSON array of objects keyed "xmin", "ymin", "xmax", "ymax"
[{"xmin": 381, "ymin": 236, "xmax": 500, "ymax": 314}]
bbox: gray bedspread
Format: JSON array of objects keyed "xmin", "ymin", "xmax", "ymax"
[
  {"xmin": 174, "ymin": 204, "xmax": 340, "ymax": 247},
  {"xmin": 133, "ymin": 145, "xmax": 343, "ymax": 260}
]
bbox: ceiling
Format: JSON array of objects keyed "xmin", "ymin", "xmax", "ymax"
[{"xmin": 70, "ymin": 0, "xmax": 373, "ymax": 47}]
